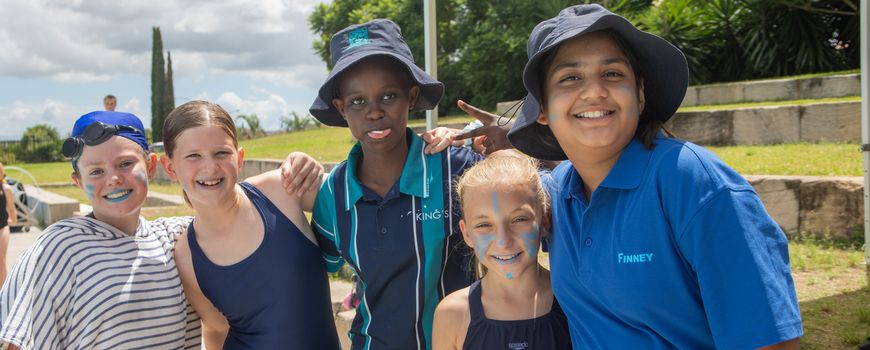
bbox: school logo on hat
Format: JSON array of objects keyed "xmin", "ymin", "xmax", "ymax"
[{"xmin": 347, "ymin": 27, "xmax": 370, "ymax": 49}]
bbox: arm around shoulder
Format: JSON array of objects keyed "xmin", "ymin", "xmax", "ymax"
[
  {"xmin": 173, "ymin": 232, "xmax": 229, "ymax": 349},
  {"xmin": 432, "ymin": 288, "xmax": 471, "ymax": 350}
]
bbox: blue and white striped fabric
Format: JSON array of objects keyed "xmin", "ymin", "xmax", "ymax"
[{"xmin": 0, "ymin": 216, "xmax": 201, "ymax": 350}]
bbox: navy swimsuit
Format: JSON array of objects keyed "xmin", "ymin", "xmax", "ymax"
[
  {"xmin": 462, "ymin": 280, "xmax": 572, "ymax": 350},
  {"xmin": 188, "ymin": 182, "xmax": 340, "ymax": 349}
]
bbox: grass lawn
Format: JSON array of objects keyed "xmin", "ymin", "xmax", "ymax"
[{"xmin": 710, "ymin": 142, "xmax": 860, "ymax": 176}]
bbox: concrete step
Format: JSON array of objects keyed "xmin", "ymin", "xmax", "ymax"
[{"xmin": 681, "ymin": 73, "xmax": 859, "ymax": 107}]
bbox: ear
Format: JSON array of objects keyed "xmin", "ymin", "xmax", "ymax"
[
  {"xmin": 71, "ymin": 172, "xmax": 83, "ymax": 190},
  {"xmin": 145, "ymin": 153, "xmax": 158, "ymax": 181},
  {"xmin": 332, "ymin": 98, "xmax": 347, "ymax": 121},
  {"xmin": 407, "ymin": 85, "xmax": 421, "ymax": 110},
  {"xmin": 637, "ymin": 77, "xmax": 646, "ymax": 113},
  {"xmin": 536, "ymin": 112, "xmax": 549, "ymax": 126},
  {"xmin": 159, "ymin": 155, "xmax": 179, "ymax": 182},
  {"xmin": 237, "ymin": 147, "xmax": 245, "ymax": 170},
  {"xmin": 459, "ymin": 219, "xmax": 474, "ymax": 248}
]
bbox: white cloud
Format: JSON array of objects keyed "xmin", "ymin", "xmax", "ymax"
[{"xmin": 0, "ymin": 0, "xmax": 327, "ymax": 87}]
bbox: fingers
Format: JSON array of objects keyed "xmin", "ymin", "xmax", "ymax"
[
  {"xmin": 298, "ymin": 161, "xmax": 322, "ymax": 195},
  {"xmin": 457, "ymin": 100, "xmax": 496, "ymax": 125},
  {"xmin": 291, "ymin": 159, "xmax": 316, "ymax": 196},
  {"xmin": 454, "ymin": 126, "xmax": 488, "ymax": 140},
  {"xmin": 280, "ymin": 158, "xmax": 297, "ymax": 195}
]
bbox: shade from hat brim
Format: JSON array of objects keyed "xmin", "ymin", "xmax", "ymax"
[
  {"xmin": 310, "ymin": 51, "xmax": 444, "ymax": 127},
  {"xmin": 511, "ymin": 14, "xmax": 688, "ymax": 161},
  {"xmin": 506, "ymin": 94, "xmax": 567, "ymax": 161}
]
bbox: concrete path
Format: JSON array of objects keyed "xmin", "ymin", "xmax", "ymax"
[{"xmin": 5, "ymin": 227, "xmax": 43, "ymax": 272}]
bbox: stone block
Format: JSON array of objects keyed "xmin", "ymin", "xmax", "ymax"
[
  {"xmin": 731, "ymin": 105, "xmax": 800, "ymax": 145},
  {"xmin": 798, "ymin": 176, "xmax": 863, "ymax": 238},
  {"xmin": 697, "ymin": 83, "xmax": 744, "ymax": 106},
  {"xmin": 144, "ymin": 191, "xmax": 185, "ymax": 207},
  {"xmin": 745, "ymin": 176, "xmax": 801, "ymax": 236},
  {"xmin": 26, "ymin": 185, "xmax": 79, "ymax": 226},
  {"xmin": 799, "ymin": 101, "xmax": 861, "ymax": 143},
  {"xmin": 743, "ymin": 79, "xmax": 797, "ymax": 102},
  {"xmin": 666, "ymin": 110, "xmax": 733, "ymax": 145},
  {"xmin": 681, "ymin": 86, "xmax": 698, "ymax": 107},
  {"xmin": 798, "ymin": 74, "xmax": 860, "ymax": 99},
  {"xmin": 336, "ymin": 310, "xmax": 355, "ymax": 350}
]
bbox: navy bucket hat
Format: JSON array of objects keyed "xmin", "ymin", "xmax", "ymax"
[
  {"xmin": 507, "ymin": 4, "xmax": 689, "ymax": 161},
  {"xmin": 309, "ymin": 19, "xmax": 444, "ymax": 127}
]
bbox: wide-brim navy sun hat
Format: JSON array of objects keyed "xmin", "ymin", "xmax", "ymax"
[
  {"xmin": 310, "ymin": 19, "xmax": 444, "ymax": 127},
  {"xmin": 507, "ymin": 4, "xmax": 689, "ymax": 161}
]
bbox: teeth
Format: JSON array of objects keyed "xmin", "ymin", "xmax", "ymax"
[
  {"xmin": 197, "ymin": 179, "xmax": 222, "ymax": 186},
  {"xmin": 575, "ymin": 110, "xmax": 611, "ymax": 119},
  {"xmin": 105, "ymin": 190, "xmax": 131, "ymax": 199},
  {"xmin": 370, "ymin": 130, "xmax": 386, "ymax": 134},
  {"xmin": 492, "ymin": 252, "xmax": 521, "ymax": 261}
]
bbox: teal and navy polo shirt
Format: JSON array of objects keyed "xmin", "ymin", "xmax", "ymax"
[
  {"xmin": 312, "ymin": 129, "xmax": 483, "ymax": 350},
  {"xmin": 546, "ymin": 134, "xmax": 802, "ymax": 349}
]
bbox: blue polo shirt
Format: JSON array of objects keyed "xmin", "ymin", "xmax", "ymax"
[
  {"xmin": 546, "ymin": 134, "xmax": 802, "ymax": 349},
  {"xmin": 312, "ymin": 129, "xmax": 483, "ymax": 350}
]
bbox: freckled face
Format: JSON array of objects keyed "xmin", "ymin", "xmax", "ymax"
[
  {"xmin": 459, "ymin": 184, "xmax": 544, "ymax": 281},
  {"xmin": 165, "ymin": 125, "xmax": 242, "ymax": 209},
  {"xmin": 540, "ymin": 32, "xmax": 645, "ymax": 160},
  {"xmin": 332, "ymin": 58, "xmax": 419, "ymax": 154},
  {"xmin": 73, "ymin": 136, "xmax": 151, "ymax": 220}
]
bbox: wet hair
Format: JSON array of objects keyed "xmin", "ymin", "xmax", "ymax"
[
  {"xmin": 538, "ymin": 29, "xmax": 670, "ymax": 149},
  {"xmin": 455, "ymin": 151, "xmax": 550, "ymax": 278},
  {"xmin": 162, "ymin": 100, "xmax": 238, "ymax": 205}
]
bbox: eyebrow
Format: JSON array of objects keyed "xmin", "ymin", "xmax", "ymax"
[{"xmin": 550, "ymin": 57, "xmax": 631, "ymax": 74}]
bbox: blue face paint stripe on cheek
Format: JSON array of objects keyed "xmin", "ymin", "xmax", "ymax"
[
  {"xmin": 473, "ymin": 234, "xmax": 495, "ymax": 264},
  {"xmin": 521, "ymin": 231, "xmax": 539, "ymax": 258},
  {"xmin": 84, "ymin": 184, "xmax": 95, "ymax": 200}
]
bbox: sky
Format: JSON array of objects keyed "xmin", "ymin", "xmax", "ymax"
[{"xmin": 0, "ymin": 0, "xmax": 331, "ymax": 139}]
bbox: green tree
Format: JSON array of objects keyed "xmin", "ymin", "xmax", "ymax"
[
  {"xmin": 151, "ymin": 27, "xmax": 165, "ymax": 142},
  {"xmin": 16, "ymin": 124, "xmax": 62, "ymax": 163},
  {"xmin": 236, "ymin": 114, "xmax": 265, "ymax": 140},
  {"xmin": 163, "ymin": 51, "xmax": 175, "ymax": 124}
]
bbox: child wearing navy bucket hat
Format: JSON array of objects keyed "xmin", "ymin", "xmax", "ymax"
[
  {"xmin": 0, "ymin": 111, "xmax": 201, "ymax": 349},
  {"xmin": 501, "ymin": 4, "xmax": 802, "ymax": 349},
  {"xmin": 306, "ymin": 18, "xmax": 484, "ymax": 350}
]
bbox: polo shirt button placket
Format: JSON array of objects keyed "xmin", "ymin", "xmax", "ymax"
[
  {"xmin": 377, "ymin": 206, "xmax": 386, "ymax": 235},
  {"xmin": 584, "ymin": 238, "xmax": 592, "ymax": 246}
]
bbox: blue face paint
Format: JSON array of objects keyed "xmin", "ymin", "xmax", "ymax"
[
  {"xmin": 84, "ymin": 184, "xmax": 95, "ymax": 200},
  {"xmin": 506, "ymin": 272, "xmax": 513, "ymax": 280},
  {"xmin": 490, "ymin": 192, "xmax": 501, "ymax": 217},
  {"xmin": 473, "ymin": 234, "xmax": 495, "ymax": 263},
  {"xmin": 134, "ymin": 168, "xmax": 148, "ymax": 187}
]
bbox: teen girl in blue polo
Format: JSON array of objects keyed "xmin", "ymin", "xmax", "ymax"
[
  {"xmin": 499, "ymin": 4, "xmax": 803, "ymax": 349},
  {"xmin": 307, "ymin": 19, "xmax": 482, "ymax": 350}
]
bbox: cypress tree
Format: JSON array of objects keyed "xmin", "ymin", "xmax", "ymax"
[
  {"xmin": 162, "ymin": 51, "xmax": 175, "ymax": 124},
  {"xmin": 150, "ymin": 27, "xmax": 165, "ymax": 142}
]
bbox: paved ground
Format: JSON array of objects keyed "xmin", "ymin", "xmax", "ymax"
[{"xmin": 5, "ymin": 227, "xmax": 43, "ymax": 272}]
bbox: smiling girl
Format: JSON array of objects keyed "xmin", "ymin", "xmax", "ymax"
[
  {"xmin": 0, "ymin": 111, "xmax": 200, "ymax": 350},
  {"xmin": 160, "ymin": 100, "xmax": 339, "ymax": 349},
  {"xmin": 432, "ymin": 152, "xmax": 571, "ymax": 350}
]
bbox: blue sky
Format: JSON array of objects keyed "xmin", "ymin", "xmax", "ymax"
[{"xmin": 0, "ymin": 0, "xmax": 331, "ymax": 139}]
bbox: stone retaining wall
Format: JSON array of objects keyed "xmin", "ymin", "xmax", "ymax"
[
  {"xmin": 666, "ymin": 101, "xmax": 860, "ymax": 145},
  {"xmin": 681, "ymin": 74, "xmax": 860, "ymax": 107}
]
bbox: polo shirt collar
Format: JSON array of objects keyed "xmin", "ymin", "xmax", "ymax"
[
  {"xmin": 343, "ymin": 128, "xmax": 431, "ymax": 211},
  {"xmin": 561, "ymin": 136, "xmax": 652, "ymax": 199}
]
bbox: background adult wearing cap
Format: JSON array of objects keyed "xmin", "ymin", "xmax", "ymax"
[
  {"xmin": 501, "ymin": 4, "xmax": 801, "ymax": 349},
  {"xmin": 306, "ymin": 18, "xmax": 484, "ymax": 350}
]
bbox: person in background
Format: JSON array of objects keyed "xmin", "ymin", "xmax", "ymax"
[
  {"xmin": 103, "ymin": 95, "xmax": 117, "ymax": 112},
  {"xmin": 0, "ymin": 162, "xmax": 16, "ymax": 286}
]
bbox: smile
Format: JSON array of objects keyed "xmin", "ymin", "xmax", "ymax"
[
  {"xmin": 367, "ymin": 128, "xmax": 391, "ymax": 140},
  {"xmin": 490, "ymin": 252, "xmax": 522, "ymax": 265},
  {"xmin": 573, "ymin": 110, "xmax": 614, "ymax": 119},
  {"xmin": 196, "ymin": 178, "xmax": 224, "ymax": 187},
  {"xmin": 103, "ymin": 189, "xmax": 132, "ymax": 203}
]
